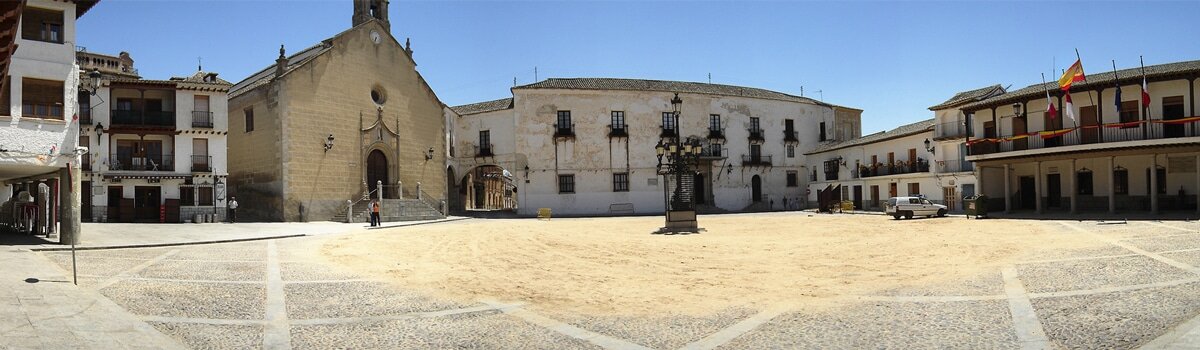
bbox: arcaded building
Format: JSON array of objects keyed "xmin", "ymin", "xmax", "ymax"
[
  {"xmin": 227, "ymin": 0, "xmax": 447, "ymax": 221},
  {"xmin": 449, "ymin": 78, "xmax": 861, "ymax": 216}
]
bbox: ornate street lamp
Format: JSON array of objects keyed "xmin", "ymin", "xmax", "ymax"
[{"xmin": 655, "ymin": 93, "xmax": 704, "ymax": 233}]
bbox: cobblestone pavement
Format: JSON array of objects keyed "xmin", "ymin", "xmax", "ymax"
[{"xmin": 25, "ymin": 219, "xmax": 1200, "ymax": 349}]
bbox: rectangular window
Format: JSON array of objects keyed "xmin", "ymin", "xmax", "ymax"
[
  {"xmin": 750, "ymin": 117, "xmax": 760, "ymax": 131},
  {"xmin": 611, "ymin": 111, "xmax": 625, "ymax": 128},
  {"xmin": 709, "ymin": 114, "xmax": 720, "ymax": 130},
  {"xmin": 244, "ymin": 107, "xmax": 255, "ymax": 132},
  {"xmin": 1120, "ymin": 100, "xmax": 1139, "ymax": 124},
  {"xmin": 180, "ymin": 187, "xmax": 195, "ymax": 206},
  {"xmin": 786, "ymin": 171, "xmax": 798, "ymax": 187},
  {"xmin": 819, "ymin": 122, "xmax": 827, "ymax": 141},
  {"xmin": 20, "ymin": 78, "xmax": 64, "ymax": 119},
  {"xmin": 558, "ymin": 174, "xmax": 575, "ymax": 194},
  {"xmin": 613, "ymin": 172, "xmax": 629, "ymax": 192},
  {"xmin": 22, "ymin": 7, "xmax": 64, "ymax": 43},
  {"xmin": 785, "ymin": 119, "xmax": 795, "ymax": 132},
  {"xmin": 907, "ymin": 183, "xmax": 921, "ymax": 196},
  {"xmin": 1077, "ymin": 171, "xmax": 1094, "ymax": 195},
  {"xmin": 983, "ymin": 121, "xmax": 996, "ymax": 138},
  {"xmin": 479, "ymin": 130, "xmax": 490, "ymax": 148},
  {"xmin": 557, "ymin": 111, "xmax": 572, "ymax": 130},
  {"xmin": 824, "ymin": 159, "xmax": 839, "ymax": 180},
  {"xmin": 749, "ymin": 144, "xmax": 761, "ymax": 159},
  {"xmin": 192, "ymin": 139, "xmax": 209, "ymax": 171},
  {"xmin": 1114, "ymin": 169, "xmax": 1129, "ymax": 195},
  {"xmin": 786, "ymin": 145, "xmax": 795, "ymax": 158},
  {"xmin": 662, "ymin": 112, "xmax": 676, "ymax": 130},
  {"xmin": 198, "ymin": 187, "xmax": 214, "ymax": 206}
]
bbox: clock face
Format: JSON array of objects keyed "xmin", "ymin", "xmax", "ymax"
[{"xmin": 370, "ymin": 31, "xmax": 381, "ymax": 44}]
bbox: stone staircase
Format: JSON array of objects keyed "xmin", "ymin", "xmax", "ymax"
[{"xmin": 330, "ymin": 198, "xmax": 444, "ymax": 223}]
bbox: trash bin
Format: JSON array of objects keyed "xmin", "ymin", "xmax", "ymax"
[
  {"xmin": 194, "ymin": 214, "xmax": 203, "ymax": 224},
  {"xmin": 964, "ymin": 195, "xmax": 988, "ymax": 219}
]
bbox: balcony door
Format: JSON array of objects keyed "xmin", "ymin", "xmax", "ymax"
[
  {"xmin": 1163, "ymin": 96, "xmax": 1186, "ymax": 138},
  {"xmin": 134, "ymin": 186, "xmax": 161, "ymax": 222},
  {"xmin": 1044, "ymin": 111, "xmax": 1064, "ymax": 147},
  {"xmin": 1012, "ymin": 116, "xmax": 1028, "ymax": 150},
  {"xmin": 194, "ymin": 95, "xmax": 211, "ymax": 127},
  {"xmin": 115, "ymin": 140, "xmax": 164, "ymax": 171},
  {"xmin": 1080, "ymin": 106, "xmax": 1099, "ymax": 144},
  {"xmin": 192, "ymin": 139, "xmax": 209, "ymax": 171}
]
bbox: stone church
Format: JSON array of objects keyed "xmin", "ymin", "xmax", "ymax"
[{"xmin": 227, "ymin": 0, "xmax": 447, "ymax": 222}]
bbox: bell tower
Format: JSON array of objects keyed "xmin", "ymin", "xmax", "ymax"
[{"xmin": 352, "ymin": 0, "xmax": 390, "ymax": 31}]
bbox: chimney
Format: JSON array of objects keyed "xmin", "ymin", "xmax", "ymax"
[{"xmin": 275, "ymin": 45, "xmax": 287, "ymax": 79}]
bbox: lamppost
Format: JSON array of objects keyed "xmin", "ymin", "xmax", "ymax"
[{"xmin": 655, "ymin": 93, "xmax": 703, "ymax": 233}]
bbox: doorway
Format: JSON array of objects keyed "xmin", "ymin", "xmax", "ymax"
[
  {"xmin": 942, "ymin": 186, "xmax": 957, "ymax": 211},
  {"xmin": 1019, "ymin": 176, "xmax": 1035, "ymax": 210},
  {"xmin": 81, "ymin": 181, "xmax": 92, "ymax": 222},
  {"xmin": 1081, "ymin": 106, "xmax": 1099, "ymax": 144},
  {"xmin": 870, "ymin": 185, "xmax": 880, "ymax": 209},
  {"xmin": 888, "ymin": 183, "xmax": 897, "ymax": 198},
  {"xmin": 852, "ymin": 185, "xmax": 863, "ymax": 210},
  {"xmin": 366, "ymin": 150, "xmax": 390, "ymax": 198},
  {"xmin": 134, "ymin": 186, "xmax": 160, "ymax": 222},
  {"xmin": 694, "ymin": 173, "xmax": 706, "ymax": 205},
  {"xmin": 751, "ymin": 175, "xmax": 762, "ymax": 203},
  {"xmin": 1047, "ymin": 174, "xmax": 1062, "ymax": 208},
  {"xmin": 1164, "ymin": 96, "xmax": 1185, "ymax": 138},
  {"xmin": 1013, "ymin": 116, "xmax": 1028, "ymax": 150}
]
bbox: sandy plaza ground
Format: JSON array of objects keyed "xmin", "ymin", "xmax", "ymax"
[{"xmin": 15, "ymin": 212, "xmax": 1200, "ymax": 349}]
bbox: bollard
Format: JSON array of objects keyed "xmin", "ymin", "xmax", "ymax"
[
  {"xmin": 416, "ymin": 182, "xmax": 422, "ymax": 199},
  {"xmin": 397, "ymin": 180, "xmax": 403, "ymax": 198},
  {"xmin": 346, "ymin": 199, "xmax": 353, "ymax": 223}
]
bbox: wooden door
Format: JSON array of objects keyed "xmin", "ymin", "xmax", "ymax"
[
  {"xmin": 1081, "ymin": 106, "xmax": 1099, "ymax": 144},
  {"xmin": 942, "ymin": 186, "xmax": 957, "ymax": 211},
  {"xmin": 134, "ymin": 186, "xmax": 160, "ymax": 222},
  {"xmin": 852, "ymin": 185, "xmax": 863, "ymax": 210},
  {"xmin": 366, "ymin": 150, "xmax": 389, "ymax": 197},
  {"xmin": 870, "ymin": 185, "xmax": 880, "ymax": 209},
  {"xmin": 888, "ymin": 183, "xmax": 897, "ymax": 198},
  {"xmin": 107, "ymin": 186, "xmax": 122, "ymax": 222},
  {"xmin": 81, "ymin": 181, "xmax": 92, "ymax": 222}
]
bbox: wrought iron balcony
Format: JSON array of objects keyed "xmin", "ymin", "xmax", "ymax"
[
  {"xmin": 857, "ymin": 159, "xmax": 930, "ymax": 178},
  {"xmin": 475, "ymin": 144, "xmax": 494, "ymax": 157},
  {"xmin": 608, "ymin": 124, "xmax": 628, "ymax": 137},
  {"xmin": 937, "ymin": 159, "xmax": 974, "ymax": 173},
  {"xmin": 553, "ymin": 123, "xmax": 575, "ymax": 138},
  {"xmin": 707, "ymin": 127, "xmax": 725, "ymax": 140},
  {"xmin": 699, "ymin": 146, "xmax": 727, "ymax": 159},
  {"xmin": 192, "ymin": 111, "xmax": 213, "ymax": 128},
  {"xmin": 660, "ymin": 124, "xmax": 678, "ymax": 138},
  {"xmin": 110, "ymin": 110, "xmax": 176, "ymax": 128},
  {"xmin": 783, "ymin": 129, "xmax": 799, "ymax": 143},
  {"xmin": 748, "ymin": 127, "xmax": 765, "ymax": 142},
  {"xmin": 191, "ymin": 155, "xmax": 212, "ymax": 172},
  {"xmin": 109, "ymin": 154, "xmax": 174, "ymax": 172},
  {"xmin": 968, "ymin": 120, "xmax": 1200, "ymax": 157},
  {"xmin": 741, "ymin": 154, "xmax": 772, "ymax": 166}
]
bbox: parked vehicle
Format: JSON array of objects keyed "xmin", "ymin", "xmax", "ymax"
[{"xmin": 885, "ymin": 196, "xmax": 948, "ymax": 219}]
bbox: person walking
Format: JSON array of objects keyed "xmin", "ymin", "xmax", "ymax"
[
  {"xmin": 370, "ymin": 200, "xmax": 381, "ymax": 227},
  {"xmin": 228, "ymin": 197, "xmax": 239, "ymax": 223}
]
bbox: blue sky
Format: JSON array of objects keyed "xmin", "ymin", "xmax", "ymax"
[{"xmin": 76, "ymin": 1, "xmax": 1200, "ymax": 134}]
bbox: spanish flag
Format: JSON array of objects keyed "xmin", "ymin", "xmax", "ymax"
[{"xmin": 1058, "ymin": 59, "xmax": 1086, "ymax": 91}]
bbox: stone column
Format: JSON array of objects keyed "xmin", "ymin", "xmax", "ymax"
[
  {"xmin": 59, "ymin": 166, "xmax": 81, "ymax": 245},
  {"xmin": 1070, "ymin": 159, "xmax": 1078, "ymax": 214},
  {"xmin": 1035, "ymin": 161, "xmax": 1043, "ymax": 214},
  {"xmin": 1003, "ymin": 164, "xmax": 1011, "ymax": 213},
  {"xmin": 1151, "ymin": 154, "xmax": 1159, "ymax": 214},
  {"xmin": 1108, "ymin": 156, "xmax": 1116, "ymax": 214}
]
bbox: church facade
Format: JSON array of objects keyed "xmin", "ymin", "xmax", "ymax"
[{"xmin": 227, "ymin": 0, "xmax": 447, "ymax": 222}]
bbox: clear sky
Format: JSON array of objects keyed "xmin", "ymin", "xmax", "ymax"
[{"xmin": 76, "ymin": 1, "xmax": 1200, "ymax": 134}]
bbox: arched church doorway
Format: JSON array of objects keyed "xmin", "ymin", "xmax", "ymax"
[{"xmin": 366, "ymin": 150, "xmax": 390, "ymax": 198}]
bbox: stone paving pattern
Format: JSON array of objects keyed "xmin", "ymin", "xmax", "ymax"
[{"xmin": 15, "ymin": 219, "xmax": 1200, "ymax": 349}]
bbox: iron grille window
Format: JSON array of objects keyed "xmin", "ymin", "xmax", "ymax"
[
  {"xmin": 662, "ymin": 112, "xmax": 677, "ymax": 130},
  {"xmin": 558, "ymin": 174, "xmax": 575, "ymax": 193},
  {"xmin": 613, "ymin": 172, "xmax": 629, "ymax": 192},
  {"xmin": 824, "ymin": 159, "xmax": 839, "ymax": 180},
  {"xmin": 1077, "ymin": 171, "xmax": 1094, "ymax": 195},
  {"xmin": 180, "ymin": 187, "xmax": 195, "ymax": 206},
  {"xmin": 786, "ymin": 171, "xmax": 798, "ymax": 187},
  {"xmin": 1114, "ymin": 169, "xmax": 1129, "ymax": 195},
  {"xmin": 611, "ymin": 111, "xmax": 625, "ymax": 128}
]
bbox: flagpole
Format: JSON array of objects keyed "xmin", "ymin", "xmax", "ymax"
[
  {"xmin": 1141, "ymin": 55, "xmax": 1149, "ymax": 120},
  {"xmin": 1074, "ymin": 49, "xmax": 1092, "ymax": 130}
]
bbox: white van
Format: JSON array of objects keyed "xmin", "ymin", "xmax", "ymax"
[{"xmin": 885, "ymin": 196, "xmax": 948, "ymax": 219}]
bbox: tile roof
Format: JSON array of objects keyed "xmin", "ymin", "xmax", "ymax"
[
  {"xmin": 514, "ymin": 78, "xmax": 859, "ymax": 110},
  {"xmin": 450, "ymin": 97, "xmax": 513, "ymax": 116},
  {"xmin": 107, "ymin": 70, "xmax": 232, "ymax": 92},
  {"xmin": 171, "ymin": 71, "xmax": 233, "ymax": 85},
  {"xmin": 959, "ymin": 60, "xmax": 1200, "ymax": 111},
  {"xmin": 229, "ymin": 42, "xmax": 333, "ymax": 98},
  {"xmin": 927, "ymin": 84, "xmax": 1005, "ymax": 110},
  {"xmin": 805, "ymin": 118, "xmax": 934, "ymax": 155}
]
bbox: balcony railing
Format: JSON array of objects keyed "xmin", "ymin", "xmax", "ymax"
[
  {"xmin": 699, "ymin": 146, "xmax": 727, "ymax": 159},
  {"xmin": 783, "ymin": 130, "xmax": 799, "ymax": 143},
  {"xmin": 109, "ymin": 154, "xmax": 175, "ymax": 172},
  {"xmin": 192, "ymin": 111, "xmax": 213, "ymax": 128},
  {"xmin": 608, "ymin": 124, "xmax": 628, "ymax": 137},
  {"xmin": 937, "ymin": 159, "xmax": 974, "ymax": 173},
  {"xmin": 968, "ymin": 120, "xmax": 1200, "ymax": 156},
  {"xmin": 475, "ymin": 144, "xmax": 494, "ymax": 157},
  {"xmin": 934, "ymin": 121, "xmax": 967, "ymax": 140},
  {"xmin": 660, "ymin": 125, "xmax": 677, "ymax": 138},
  {"xmin": 111, "ymin": 110, "xmax": 176, "ymax": 128},
  {"xmin": 742, "ymin": 154, "xmax": 772, "ymax": 166},
  {"xmin": 707, "ymin": 127, "xmax": 725, "ymax": 140},
  {"xmin": 748, "ymin": 127, "xmax": 765, "ymax": 142},
  {"xmin": 857, "ymin": 159, "xmax": 930, "ymax": 178},
  {"xmin": 191, "ymin": 155, "xmax": 212, "ymax": 172},
  {"xmin": 553, "ymin": 123, "xmax": 575, "ymax": 138}
]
